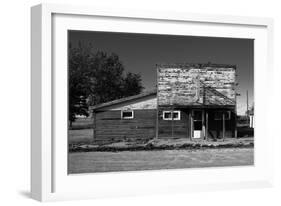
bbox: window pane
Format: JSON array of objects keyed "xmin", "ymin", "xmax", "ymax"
[
  {"xmin": 164, "ymin": 112, "xmax": 172, "ymax": 119},
  {"xmin": 123, "ymin": 111, "xmax": 133, "ymax": 118},
  {"xmin": 214, "ymin": 112, "xmax": 222, "ymax": 120},
  {"xmin": 194, "ymin": 121, "xmax": 202, "ymax": 130},
  {"xmin": 194, "ymin": 111, "xmax": 202, "ymax": 121},
  {"xmin": 226, "ymin": 111, "xmax": 231, "ymax": 120},
  {"xmin": 214, "ymin": 111, "xmax": 230, "ymax": 120},
  {"xmin": 173, "ymin": 112, "xmax": 179, "ymax": 119}
]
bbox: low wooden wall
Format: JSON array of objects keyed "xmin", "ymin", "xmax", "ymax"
[
  {"xmin": 94, "ymin": 107, "xmax": 236, "ymax": 142},
  {"xmin": 158, "ymin": 109, "xmax": 190, "ymax": 139},
  {"xmin": 157, "ymin": 107, "xmax": 236, "ymax": 139},
  {"xmin": 94, "ymin": 109, "xmax": 156, "ymax": 142}
]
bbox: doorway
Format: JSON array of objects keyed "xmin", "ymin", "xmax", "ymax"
[{"xmin": 192, "ymin": 110, "xmax": 205, "ymax": 139}]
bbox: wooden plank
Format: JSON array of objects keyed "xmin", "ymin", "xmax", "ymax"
[
  {"xmin": 157, "ymin": 109, "xmax": 189, "ymax": 139},
  {"xmin": 95, "ymin": 109, "xmax": 157, "ymax": 141}
]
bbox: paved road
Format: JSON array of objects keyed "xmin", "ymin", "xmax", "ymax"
[{"xmin": 68, "ymin": 148, "xmax": 254, "ymax": 174}]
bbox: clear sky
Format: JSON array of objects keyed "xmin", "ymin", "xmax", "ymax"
[{"xmin": 69, "ymin": 30, "xmax": 254, "ymax": 115}]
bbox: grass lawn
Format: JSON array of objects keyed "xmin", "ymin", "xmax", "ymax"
[
  {"xmin": 68, "ymin": 148, "xmax": 254, "ymax": 174},
  {"xmin": 69, "ymin": 129, "xmax": 94, "ymax": 145}
]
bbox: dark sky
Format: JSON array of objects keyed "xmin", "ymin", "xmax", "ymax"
[{"xmin": 69, "ymin": 30, "xmax": 254, "ymax": 115}]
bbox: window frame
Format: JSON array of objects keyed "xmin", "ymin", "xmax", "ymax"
[
  {"xmin": 121, "ymin": 110, "xmax": 134, "ymax": 119},
  {"xmin": 162, "ymin": 110, "xmax": 181, "ymax": 120}
]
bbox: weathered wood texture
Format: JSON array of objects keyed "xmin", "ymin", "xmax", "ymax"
[
  {"xmin": 205, "ymin": 109, "xmax": 236, "ymax": 139},
  {"xmin": 99, "ymin": 95, "xmax": 157, "ymax": 111},
  {"xmin": 94, "ymin": 109, "xmax": 156, "ymax": 142},
  {"xmin": 157, "ymin": 107, "xmax": 235, "ymax": 139},
  {"xmin": 90, "ymin": 90, "xmax": 156, "ymax": 111},
  {"xmin": 158, "ymin": 107, "xmax": 190, "ymax": 139},
  {"xmin": 157, "ymin": 64, "xmax": 236, "ymax": 106}
]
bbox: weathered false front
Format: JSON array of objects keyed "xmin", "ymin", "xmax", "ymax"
[{"xmin": 157, "ymin": 64, "xmax": 236, "ymax": 106}]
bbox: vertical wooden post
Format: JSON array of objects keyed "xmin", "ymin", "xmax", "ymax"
[
  {"xmin": 234, "ymin": 112, "xmax": 238, "ymax": 138},
  {"xmin": 222, "ymin": 112, "xmax": 225, "ymax": 141},
  {"xmin": 93, "ymin": 111, "xmax": 96, "ymax": 141},
  {"xmin": 206, "ymin": 111, "xmax": 208, "ymax": 141},
  {"xmin": 187, "ymin": 111, "xmax": 190, "ymax": 140}
]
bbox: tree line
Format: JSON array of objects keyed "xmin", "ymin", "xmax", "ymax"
[{"xmin": 69, "ymin": 43, "xmax": 143, "ymax": 126}]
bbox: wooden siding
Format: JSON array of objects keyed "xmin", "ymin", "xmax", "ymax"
[
  {"xmin": 206, "ymin": 110, "xmax": 236, "ymax": 139},
  {"xmin": 157, "ymin": 107, "xmax": 235, "ymax": 139},
  {"xmin": 158, "ymin": 66, "xmax": 236, "ymax": 106},
  {"xmin": 93, "ymin": 107, "xmax": 236, "ymax": 141},
  {"xmin": 94, "ymin": 109, "xmax": 156, "ymax": 142},
  {"xmin": 158, "ymin": 108, "xmax": 190, "ymax": 139}
]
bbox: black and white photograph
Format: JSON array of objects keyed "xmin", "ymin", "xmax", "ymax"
[
  {"xmin": 2, "ymin": 0, "xmax": 279, "ymax": 204},
  {"xmin": 68, "ymin": 30, "xmax": 254, "ymax": 174}
]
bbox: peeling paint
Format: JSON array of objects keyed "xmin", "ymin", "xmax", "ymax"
[{"xmin": 157, "ymin": 65, "xmax": 236, "ymax": 106}]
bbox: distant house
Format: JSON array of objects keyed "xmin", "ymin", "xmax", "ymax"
[
  {"xmin": 248, "ymin": 110, "xmax": 254, "ymax": 128},
  {"xmin": 90, "ymin": 63, "xmax": 237, "ymax": 142},
  {"xmin": 244, "ymin": 105, "xmax": 254, "ymax": 128},
  {"xmin": 249, "ymin": 113, "xmax": 254, "ymax": 128}
]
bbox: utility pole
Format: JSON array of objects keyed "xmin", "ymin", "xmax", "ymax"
[
  {"xmin": 246, "ymin": 90, "xmax": 249, "ymax": 126},
  {"xmin": 234, "ymin": 81, "xmax": 240, "ymax": 139},
  {"xmin": 246, "ymin": 90, "xmax": 249, "ymax": 116}
]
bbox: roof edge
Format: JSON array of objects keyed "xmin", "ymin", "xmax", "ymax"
[
  {"xmin": 90, "ymin": 89, "xmax": 157, "ymax": 111},
  {"xmin": 156, "ymin": 63, "xmax": 237, "ymax": 69}
]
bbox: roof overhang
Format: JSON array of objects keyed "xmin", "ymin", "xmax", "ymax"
[{"xmin": 90, "ymin": 89, "xmax": 157, "ymax": 111}]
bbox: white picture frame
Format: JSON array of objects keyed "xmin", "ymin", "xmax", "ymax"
[{"xmin": 31, "ymin": 3, "xmax": 274, "ymax": 202}]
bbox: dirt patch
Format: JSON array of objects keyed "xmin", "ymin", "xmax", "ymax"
[{"xmin": 69, "ymin": 137, "xmax": 254, "ymax": 153}]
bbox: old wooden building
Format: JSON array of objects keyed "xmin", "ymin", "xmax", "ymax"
[{"xmin": 91, "ymin": 63, "xmax": 237, "ymax": 142}]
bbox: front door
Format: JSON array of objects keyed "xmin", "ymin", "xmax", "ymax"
[{"xmin": 192, "ymin": 110, "xmax": 204, "ymax": 139}]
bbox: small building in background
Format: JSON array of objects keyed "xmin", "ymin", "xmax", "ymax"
[
  {"xmin": 90, "ymin": 63, "xmax": 237, "ymax": 143},
  {"xmin": 249, "ymin": 110, "xmax": 254, "ymax": 128},
  {"xmin": 245, "ymin": 105, "xmax": 254, "ymax": 128}
]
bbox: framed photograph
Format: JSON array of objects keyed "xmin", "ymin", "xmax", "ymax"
[{"xmin": 31, "ymin": 3, "xmax": 274, "ymax": 201}]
